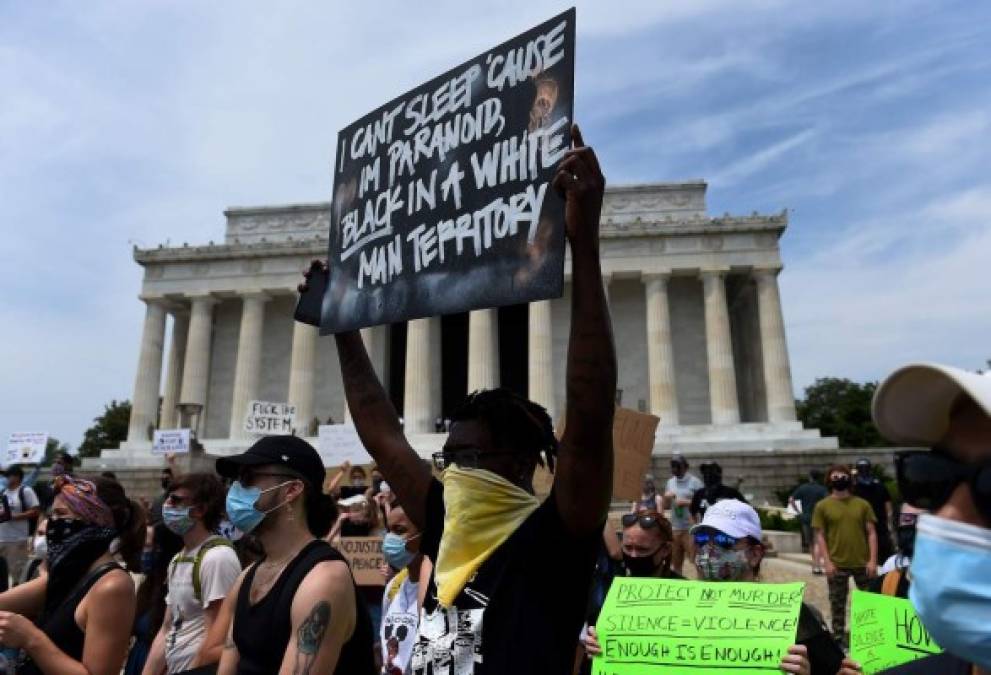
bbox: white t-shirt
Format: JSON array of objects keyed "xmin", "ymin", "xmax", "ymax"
[
  {"xmin": 665, "ymin": 474, "xmax": 703, "ymax": 531},
  {"xmin": 0, "ymin": 486, "xmax": 39, "ymax": 542},
  {"xmin": 381, "ymin": 573, "xmax": 419, "ymax": 675},
  {"xmin": 165, "ymin": 536, "xmax": 241, "ymax": 673}
]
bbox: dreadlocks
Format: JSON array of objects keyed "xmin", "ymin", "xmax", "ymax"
[{"xmin": 451, "ymin": 388, "xmax": 559, "ymax": 472}]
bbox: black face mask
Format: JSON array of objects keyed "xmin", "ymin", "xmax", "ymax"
[
  {"xmin": 623, "ymin": 550, "xmax": 663, "ymax": 577},
  {"xmin": 831, "ymin": 476, "xmax": 851, "ymax": 491},
  {"xmin": 161, "ymin": 478, "xmax": 172, "ymax": 491},
  {"xmin": 703, "ymin": 473, "xmax": 720, "ymax": 488},
  {"xmin": 897, "ymin": 525, "xmax": 917, "ymax": 557}
]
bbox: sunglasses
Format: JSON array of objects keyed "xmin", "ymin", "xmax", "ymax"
[
  {"xmin": 896, "ymin": 450, "xmax": 991, "ymax": 516},
  {"xmin": 621, "ymin": 513, "xmax": 663, "ymax": 529},
  {"xmin": 431, "ymin": 449, "xmax": 522, "ymax": 471},
  {"xmin": 693, "ymin": 530, "xmax": 740, "ymax": 549}
]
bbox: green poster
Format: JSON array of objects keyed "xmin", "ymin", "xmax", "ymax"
[
  {"xmin": 849, "ymin": 590, "xmax": 942, "ymax": 674},
  {"xmin": 592, "ymin": 578, "xmax": 805, "ymax": 675}
]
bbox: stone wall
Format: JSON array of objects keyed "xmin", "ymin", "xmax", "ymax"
[{"xmin": 648, "ymin": 447, "xmax": 905, "ymax": 506}]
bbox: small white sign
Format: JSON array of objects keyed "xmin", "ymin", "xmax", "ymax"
[
  {"xmin": 245, "ymin": 401, "xmax": 297, "ymax": 435},
  {"xmin": 153, "ymin": 429, "xmax": 191, "ymax": 454},
  {"xmin": 317, "ymin": 424, "xmax": 371, "ymax": 467},
  {"xmin": 4, "ymin": 432, "xmax": 48, "ymax": 467}
]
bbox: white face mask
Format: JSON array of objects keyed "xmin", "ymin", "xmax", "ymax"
[{"xmin": 33, "ymin": 535, "xmax": 47, "ymax": 558}]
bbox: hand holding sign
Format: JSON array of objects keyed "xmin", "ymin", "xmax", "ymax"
[{"xmin": 553, "ymin": 124, "xmax": 604, "ymax": 251}]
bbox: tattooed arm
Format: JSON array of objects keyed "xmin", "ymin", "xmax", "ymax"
[
  {"xmin": 553, "ymin": 125, "xmax": 617, "ymax": 537},
  {"xmin": 279, "ymin": 560, "xmax": 356, "ymax": 675}
]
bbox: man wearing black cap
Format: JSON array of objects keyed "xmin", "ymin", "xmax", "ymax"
[{"xmin": 214, "ymin": 435, "xmax": 375, "ymax": 675}]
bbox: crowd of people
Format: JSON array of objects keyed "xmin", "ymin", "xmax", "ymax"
[{"xmin": 0, "ymin": 127, "xmax": 987, "ymax": 675}]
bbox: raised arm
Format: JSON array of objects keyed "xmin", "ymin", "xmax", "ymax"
[
  {"xmin": 335, "ymin": 330, "xmax": 432, "ymax": 528},
  {"xmin": 552, "ymin": 124, "xmax": 618, "ymax": 537}
]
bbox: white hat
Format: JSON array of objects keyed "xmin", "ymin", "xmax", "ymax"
[
  {"xmin": 690, "ymin": 499, "xmax": 762, "ymax": 540},
  {"xmin": 872, "ymin": 363, "xmax": 991, "ymax": 445}
]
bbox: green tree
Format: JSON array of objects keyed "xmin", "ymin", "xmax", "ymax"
[
  {"xmin": 77, "ymin": 400, "xmax": 131, "ymax": 458},
  {"xmin": 44, "ymin": 437, "xmax": 72, "ymax": 465},
  {"xmin": 796, "ymin": 378, "xmax": 889, "ymax": 448}
]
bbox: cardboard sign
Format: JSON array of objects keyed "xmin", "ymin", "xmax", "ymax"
[
  {"xmin": 849, "ymin": 590, "xmax": 942, "ymax": 673},
  {"xmin": 317, "ymin": 424, "xmax": 372, "ymax": 467},
  {"xmin": 338, "ymin": 536, "xmax": 385, "ymax": 586},
  {"xmin": 593, "ymin": 578, "xmax": 805, "ymax": 675},
  {"xmin": 321, "ymin": 9, "xmax": 576, "ymax": 333},
  {"xmin": 152, "ymin": 429, "xmax": 191, "ymax": 454},
  {"xmin": 244, "ymin": 401, "xmax": 297, "ymax": 435},
  {"xmin": 534, "ymin": 407, "xmax": 659, "ymax": 500},
  {"xmin": 4, "ymin": 432, "xmax": 47, "ymax": 466}
]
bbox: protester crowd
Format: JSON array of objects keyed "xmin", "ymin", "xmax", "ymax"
[{"xmin": 0, "ymin": 128, "xmax": 988, "ymax": 675}]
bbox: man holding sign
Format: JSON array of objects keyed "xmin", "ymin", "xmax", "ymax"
[{"xmin": 300, "ymin": 122, "xmax": 615, "ymax": 674}]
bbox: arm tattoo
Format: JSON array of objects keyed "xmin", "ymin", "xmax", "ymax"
[{"xmin": 294, "ymin": 601, "xmax": 331, "ymax": 675}]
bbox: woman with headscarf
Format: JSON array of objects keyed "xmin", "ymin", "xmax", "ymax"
[{"xmin": 0, "ymin": 476, "xmax": 146, "ymax": 674}]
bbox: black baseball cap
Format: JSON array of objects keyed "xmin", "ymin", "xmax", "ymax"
[{"xmin": 216, "ymin": 435, "xmax": 324, "ymax": 491}]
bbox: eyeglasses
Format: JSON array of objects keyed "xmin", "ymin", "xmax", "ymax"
[
  {"xmin": 896, "ymin": 450, "xmax": 991, "ymax": 516},
  {"xmin": 693, "ymin": 530, "xmax": 740, "ymax": 549},
  {"xmin": 238, "ymin": 469, "xmax": 299, "ymax": 487},
  {"xmin": 431, "ymin": 449, "xmax": 523, "ymax": 471},
  {"xmin": 621, "ymin": 513, "xmax": 663, "ymax": 529}
]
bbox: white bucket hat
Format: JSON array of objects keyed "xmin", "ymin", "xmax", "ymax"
[{"xmin": 872, "ymin": 362, "xmax": 991, "ymax": 445}]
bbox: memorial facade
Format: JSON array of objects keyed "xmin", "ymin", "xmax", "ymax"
[{"xmin": 99, "ymin": 180, "xmax": 836, "ymax": 467}]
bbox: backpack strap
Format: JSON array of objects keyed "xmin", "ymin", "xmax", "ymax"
[
  {"xmin": 881, "ymin": 569, "xmax": 903, "ymax": 597},
  {"xmin": 170, "ymin": 537, "xmax": 235, "ymax": 604}
]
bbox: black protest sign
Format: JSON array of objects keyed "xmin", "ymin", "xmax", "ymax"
[{"xmin": 321, "ymin": 9, "xmax": 575, "ymax": 334}]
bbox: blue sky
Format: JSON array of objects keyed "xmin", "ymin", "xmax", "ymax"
[{"xmin": 2, "ymin": 1, "xmax": 989, "ymax": 450}]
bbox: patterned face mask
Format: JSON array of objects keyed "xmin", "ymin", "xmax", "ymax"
[
  {"xmin": 695, "ymin": 543, "xmax": 751, "ymax": 581},
  {"xmin": 45, "ymin": 518, "xmax": 117, "ymax": 573}
]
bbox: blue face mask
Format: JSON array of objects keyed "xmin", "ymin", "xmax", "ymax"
[
  {"xmin": 382, "ymin": 532, "xmax": 419, "ymax": 569},
  {"xmin": 225, "ymin": 480, "xmax": 293, "ymax": 534},
  {"xmin": 909, "ymin": 513, "xmax": 991, "ymax": 669},
  {"xmin": 162, "ymin": 505, "xmax": 195, "ymax": 536}
]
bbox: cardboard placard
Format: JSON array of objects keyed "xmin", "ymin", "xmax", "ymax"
[
  {"xmin": 534, "ymin": 407, "xmax": 659, "ymax": 500},
  {"xmin": 338, "ymin": 536, "xmax": 385, "ymax": 586},
  {"xmin": 317, "ymin": 424, "xmax": 372, "ymax": 467},
  {"xmin": 244, "ymin": 401, "xmax": 297, "ymax": 435},
  {"xmin": 4, "ymin": 432, "xmax": 47, "ymax": 466},
  {"xmin": 321, "ymin": 9, "xmax": 576, "ymax": 333},
  {"xmin": 849, "ymin": 590, "xmax": 942, "ymax": 673},
  {"xmin": 593, "ymin": 578, "xmax": 805, "ymax": 674},
  {"xmin": 152, "ymin": 429, "xmax": 191, "ymax": 454}
]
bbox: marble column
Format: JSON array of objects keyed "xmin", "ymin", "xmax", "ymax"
[
  {"xmin": 127, "ymin": 299, "xmax": 167, "ymax": 442},
  {"xmin": 287, "ymin": 320, "xmax": 318, "ymax": 434},
  {"xmin": 755, "ymin": 268, "xmax": 798, "ymax": 422},
  {"xmin": 178, "ymin": 294, "xmax": 217, "ymax": 434},
  {"xmin": 702, "ymin": 271, "xmax": 740, "ymax": 425},
  {"xmin": 229, "ymin": 292, "xmax": 269, "ymax": 438},
  {"xmin": 467, "ymin": 309, "xmax": 499, "ymax": 392},
  {"xmin": 644, "ymin": 273, "xmax": 679, "ymax": 425},
  {"xmin": 404, "ymin": 317, "xmax": 437, "ymax": 433},
  {"xmin": 528, "ymin": 300, "xmax": 555, "ymax": 419},
  {"xmin": 159, "ymin": 311, "xmax": 189, "ymax": 430}
]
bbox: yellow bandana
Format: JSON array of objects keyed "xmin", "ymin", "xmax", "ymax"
[{"xmin": 434, "ymin": 466, "xmax": 540, "ymax": 607}]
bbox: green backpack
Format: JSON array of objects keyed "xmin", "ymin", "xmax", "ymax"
[{"xmin": 169, "ymin": 537, "xmax": 235, "ymax": 603}]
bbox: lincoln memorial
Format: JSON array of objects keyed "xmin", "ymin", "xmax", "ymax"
[{"xmin": 95, "ymin": 180, "xmax": 837, "ymax": 469}]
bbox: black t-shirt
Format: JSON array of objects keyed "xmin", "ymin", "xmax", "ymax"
[
  {"xmin": 853, "ymin": 480, "xmax": 891, "ymax": 532},
  {"xmin": 878, "ymin": 652, "xmax": 973, "ymax": 674},
  {"xmin": 689, "ymin": 485, "xmax": 747, "ymax": 519},
  {"xmin": 412, "ymin": 478, "xmax": 599, "ymax": 675}
]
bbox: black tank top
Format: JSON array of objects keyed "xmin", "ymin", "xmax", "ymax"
[
  {"xmin": 233, "ymin": 540, "xmax": 375, "ymax": 675},
  {"xmin": 18, "ymin": 562, "xmax": 123, "ymax": 675}
]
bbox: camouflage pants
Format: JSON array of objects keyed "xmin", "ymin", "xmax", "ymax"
[{"xmin": 827, "ymin": 567, "xmax": 870, "ymax": 639}]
